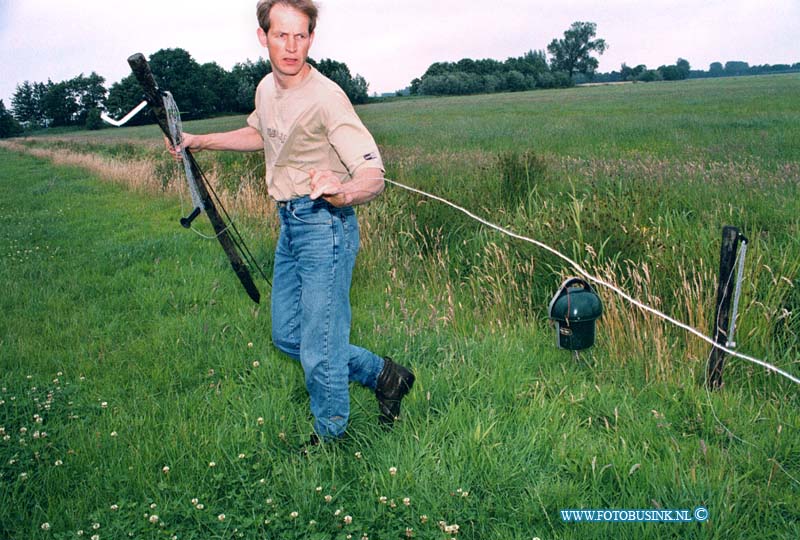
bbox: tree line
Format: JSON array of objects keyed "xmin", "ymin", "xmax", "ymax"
[
  {"xmin": 410, "ymin": 21, "xmax": 606, "ymax": 96},
  {"xmin": 591, "ymin": 59, "xmax": 800, "ymax": 84},
  {"xmin": 5, "ymin": 48, "xmax": 369, "ymax": 133}
]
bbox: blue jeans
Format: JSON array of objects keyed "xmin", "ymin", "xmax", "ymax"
[{"xmin": 271, "ymin": 196, "xmax": 385, "ymax": 439}]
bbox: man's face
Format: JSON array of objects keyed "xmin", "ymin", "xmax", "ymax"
[{"xmin": 259, "ymin": 3, "xmax": 314, "ymax": 83}]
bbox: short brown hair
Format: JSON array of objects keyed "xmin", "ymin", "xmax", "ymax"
[{"xmin": 257, "ymin": 0, "xmax": 318, "ymax": 34}]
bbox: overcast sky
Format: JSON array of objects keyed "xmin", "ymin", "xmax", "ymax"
[{"xmin": 1, "ymin": 0, "xmax": 798, "ymax": 108}]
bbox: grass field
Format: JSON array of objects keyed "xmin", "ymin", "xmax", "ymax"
[{"xmin": 1, "ymin": 74, "xmax": 799, "ymax": 539}]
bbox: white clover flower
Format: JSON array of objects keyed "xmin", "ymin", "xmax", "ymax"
[
  {"xmin": 41, "ymin": 523, "xmax": 50, "ymax": 531},
  {"xmin": 379, "ymin": 496, "xmax": 388, "ymax": 504},
  {"xmin": 354, "ymin": 451, "xmax": 362, "ymax": 459},
  {"xmin": 420, "ymin": 515, "xmax": 428, "ymax": 524},
  {"xmin": 389, "ymin": 466, "xmax": 397, "ymax": 476},
  {"xmin": 218, "ymin": 514, "xmax": 225, "ymax": 521},
  {"xmin": 150, "ymin": 503, "xmax": 157, "ymax": 510},
  {"xmin": 110, "ymin": 431, "xmax": 118, "ymax": 437},
  {"xmin": 324, "ymin": 495, "xmax": 333, "ymax": 503},
  {"xmin": 252, "ymin": 361, "xmax": 260, "ymax": 368},
  {"xmin": 54, "ymin": 459, "xmax": 63, "ymax": 466},
  {"xmin": 247, "ymin": 342, "xmax": 254, "ymax": 348},
  {"xmin": 91, "ymin": 535, "xmax": 99, "ymax": 540},
  {"xmin": 343, "ymin": 515, "xmax": 352, "ymax": 525},
  {"xmin": 403, "ymin": 497, "xmax": 411, "ymax": 506},
  {"xmin": 257, "ymin": 417, "xmax": 264, "ymax": 425},
  {"xmin": 19, "ymin": 472, "xmax": 27, "ymax": 480},
  {"xmin": 92, "ymin": 523, "xmax": 100, "ymax": 530},
  {"xmin": 191, "ymin": 498, "xmax": 199, "ymax": 505},
  {"xmin": 162, "ymin": 466, "xmax": 170, "ymax": 474},
  {"xmin": 149, "ymin": 515, "xmax": 159, "ymax": 524},
  {"xmin": 238, "ymin": 453, "xmax": 246, "ymax": 459},
  {"xmin": 208, "ymin": 461, "xmax": 216, "ymax": 468},
  {"xmin": 110, "ymin": 504, "xmax": 119, "ymax": 511},
  {"xmin": 266, "ymin": 498, "xmax": 273, "ymax": 505},
  {"xmin": 196, "ymin": 504, "xmax": 204, "ymax": 510},
  {"xmin": 290, "ymin": 511, "xmax": 299, "ymax": 519},
  {"xmin": 334, "ymin": 509, "xmax": 342, "ymax": 517},
  {"xmin": 100, "ymin": 402, "xmax": 108, "ymax": 409}
]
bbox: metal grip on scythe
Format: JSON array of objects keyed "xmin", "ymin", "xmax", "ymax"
[{"xmin": 126, "ymin": 52, "xmax": 261, "ymax": 304}]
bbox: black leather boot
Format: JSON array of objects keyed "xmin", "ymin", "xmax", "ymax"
[{"xmin": 375, "ymin": 357, "xmax": 415, "ymax": 425}]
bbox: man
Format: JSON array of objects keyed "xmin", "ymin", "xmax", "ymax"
[{"xmin": 171, "ymin": 0, "xmax": 414, "ymax": 446}]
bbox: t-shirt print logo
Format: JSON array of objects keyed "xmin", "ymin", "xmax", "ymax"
[
  {"xmin": 266, "ymin": 128, "xmax": 288, "ymax": 145},
  {"xmin": 363, "ymin": 152, "xmax": 378, "ymax": 161}
]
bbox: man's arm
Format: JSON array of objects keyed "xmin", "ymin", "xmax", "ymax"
[
  {"xmin": 167, "ymin": 126, "xmax": 264, "ymax": 156},
  {"xmin": 309, "ymin": 167, "xmax": 385, "ymax": 207}
]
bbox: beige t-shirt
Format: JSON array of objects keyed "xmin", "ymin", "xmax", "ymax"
[{"xmin": 247, "ymin": 66, "xmax": 384, "ymax": 202}]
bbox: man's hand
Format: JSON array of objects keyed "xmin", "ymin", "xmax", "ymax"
[
  {"xmin": 164, "ymin": 132, "xmax": 201, "ymax": 161},
  {"xmin": 309, "ymin": 168, "xmax": 385, "ymax": 207},
  {"xmin": 309, "ymin": 169, "xmax": 348, "ymax": 206}
]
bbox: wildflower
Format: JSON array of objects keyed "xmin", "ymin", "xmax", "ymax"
[
  {"xmin": 77, "ymin": 530, "xmax": 84, "ymax": 536},
  {"xmin": 309, "ymin": 520, "xmax": 317, "ymax": 526},
  {"xmin": 420, "ymin": 515, "xmax": 428, "ymax": 524},
  {"xmin": 110, "ymin": 431, "xmax": 118, "ymax": 437},
  {"xmin": 91, "ymin": 535, "xmax": 99, "ymax": 540},
  {"xmin": 334, "ymin": 508, "xmax": 342, "ymax": 517},
  {"xmin": 218, "ymin": 514, "xmax": 225, "ymax": 521},
  {"xmin": 324, "ymin": 495, "xmax": 333, "ymax": 503},
  {"xmin": 405, "ymin": 528, "xmax": 414, "ymax": 538},
  {"xmin": 354, "ymin": 451, "xmax": 362, "ymax": 459},
  {"xmin": 379, "ymin": 496, "xmax": 388, "ymax": 504},
  {"xmin": 101, "ymin": 402, "xmax": 108, "ymax": 409},
  {"xmin": 150, "ymin": 503, "xmax": 157, "ymax": 510},
  {"xmin": 389, "ymin": 466, "xmax": 397, "ymax": 476},
  {"xmin": 208, "ymin": 461, "xmax": 216, "ymax": 468},
  {"xmin": 316, "ymin": 486, "xmax": 323, "ymax": 493},
  {"xmin": 19, "ymin": 427, "xmax": 27, "ymax": 434},
  {"xmin": 252, "ymin": 361, "xmax": 260, "ymax": 368},
  {"xmin": 92, "ymin": 523, "xmax": 100, "ymax": 530},
  {"xmin": 191, "ymin": 498, "xmax": 199, "ymax": 505},
  {"xmin": 41, "ymin": 523, "xmax": 50, "ymax": 531},
  {"xmin": 149, "ymin": 515, "xmax": 159, "ymax": 524},
  {"xmin": 343, "ymin": 515, "xmax": 353, "ymax": 525},
  {"xmin": 257, "ymin": 417, "xmax": 264, "ymax": 425},
  {"xmin": 110, "ymin": 504, "xmax": 119, "ymax": 511},
  {"xmin": 19, "ymin": 472, "xmax": 28, "ymax": 480},
  {"xmin": 196, "ymin": 504, "xmax": 204, "ymax": 510},
  {"xmin": 162, "ymin": 466, "xmax": 170, "ymax": 474},
  {"xmin": 403, "ymin": 497, "xmax": 411, "ymax": 506},
  {"xmin": 290, "ymin": 511, "xmax": 299, "ymax": 519},
  {"xmin": 248, "ymin": 342, "xmax": 253, "ymax": 348},
  {"xmin": 266, "ymin": 498, "xmax": 273, "ymax": 505},
  {"xmin": 54, "ymin": 459, "xmax": 63, "ymax": 466}
]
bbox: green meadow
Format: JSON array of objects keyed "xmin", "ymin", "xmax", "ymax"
[{"xmin": 1, "ymin": 74, "xmax": 799, "ymax": 539}]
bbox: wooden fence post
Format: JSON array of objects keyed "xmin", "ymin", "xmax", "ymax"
[{"xmin": 706, "ymin": 226, "xmax": 740, "ymax": 390}]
